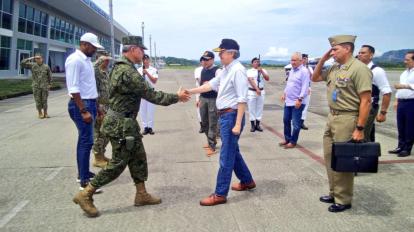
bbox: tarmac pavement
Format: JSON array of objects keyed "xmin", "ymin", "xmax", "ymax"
[{"xmin": 0, "ymin": 68, "xmax": 413, "ymax": 232}]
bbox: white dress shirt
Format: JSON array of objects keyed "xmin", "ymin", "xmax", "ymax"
[
  {"xmin": 396, "ymin": 68, "xmax": 414, "ymax": 99},
  {"xmin": 368, "ymin": 62, "xmax": 392, "ymax": 95},
  {"xmin": 65, "ymin": 49, "xmax": 98, "ymax": 99},
  {"xmin": 138, "ymin": 66, "xmax": 158, "ymax": 88},
  {"xmin": 209, "ymin": 60, "xmax": 248, "ymax": 110}
]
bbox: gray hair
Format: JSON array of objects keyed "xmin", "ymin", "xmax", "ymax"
[
  {"xmin": 292, "ymin": 52, "xmax": 302, "ymax": 60},
  {"xmin": 226, "ymin": 49, "xmax": 240, "ymax": 59}
]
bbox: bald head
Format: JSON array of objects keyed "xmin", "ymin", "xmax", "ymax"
[{"xmin": 290, "ymin": 52, "xmax": 303, "ymax": 68}]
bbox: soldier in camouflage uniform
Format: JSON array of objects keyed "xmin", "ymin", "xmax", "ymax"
[
  {"xmin": 92, "ymin": 50, "xmax": 112, "ymax": 168},
  {"xmin": 20, "ymin": 55, "xmax": 52, "ymax": 119},
  {"xmin": 73, "ymin": 36, "xmax": 191, "ymax": 217}
]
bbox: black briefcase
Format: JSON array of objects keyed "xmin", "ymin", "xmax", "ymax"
[{"xmin": 331, "ymin": 141, "xmax": 381, "ymax": 173}]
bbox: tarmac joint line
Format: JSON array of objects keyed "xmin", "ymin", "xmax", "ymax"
[{"xmin": 0, "ymin": 200, "xmax": 29, "ymax": 228}]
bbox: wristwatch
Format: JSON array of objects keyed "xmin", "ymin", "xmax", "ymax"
[
  {"xmin": 80, "ymin": 108, "xmax": 88, "ymax": 114},
  {"xmin": 380, "ymin": 111, "xmax": 387, "ymax": 115},
  {"xmin": 356, "ymin": 125, "xmax": 364, "ymax": 131}
]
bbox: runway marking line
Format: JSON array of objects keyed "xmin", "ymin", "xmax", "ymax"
[
  {"xmin": 262, "ymin": 123, "xmax": 414, "ymax": 165},
  {"xmin": 0, "ymin": 200, "xmax": 29, "ymax": 228},
  {"xmin": 45, "ymin": 167, "xmax": 64, "ymax": 181}
]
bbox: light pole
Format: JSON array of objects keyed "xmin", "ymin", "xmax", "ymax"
[
  {"xmin": 109, "ymin": 0, "xmax": 115, "ymax": 59},
  {"xmin": 141, "ymin": 22, "xmax": 145, "ymax": 45},
  {"xmin": 149, "ymin": 34, "xmax": 152, "ymax": 61}
]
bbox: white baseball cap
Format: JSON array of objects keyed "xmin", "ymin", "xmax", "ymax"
[{"xmin": 80, "ymin": 32, "xmax": 104, "ymax": 49}]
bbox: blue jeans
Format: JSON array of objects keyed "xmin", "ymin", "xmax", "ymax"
[
  {"xmin": 68, "ymin": 99, "xmax": 97, "ymax": 185},
  {"xmin": 283, "ymin": 105, "xmax": 305, "ymax": 145},
  {"xmin": 215, "ymin": 111, "xmax": 253, "ymax": 197}
]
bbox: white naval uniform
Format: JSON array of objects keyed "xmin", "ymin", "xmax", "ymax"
[
  {"xmin": 194, "ymin": 66, "xmax": 203, "ymax": 122},
  {"xmin": 138, "ymin": 65, "xmax": 158, "ymax": 128},
  {"xmin": 301, "ymin": 66, "xmax": 313, "ymax": 120},
  {"xmin": 247, "ymin": 68, "xmax": 268, "ymax": 121}
]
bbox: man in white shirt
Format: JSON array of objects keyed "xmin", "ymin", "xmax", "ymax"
[
  {"xmin": 65, "ymin": 32, "xmax": 104, "ymax": 190},
  {"xmin": 357, "ymin": 45, "xmax": 392, "ymax": 142},
  {"xmin": 300, "ymin": 54, "xmax": 313, "ymax": 130},
  {"xmin": 247, "ymin": 57, "xmax": 269, "ymax": 132},
  {"xmin": 391, "ymin": 51, "xmax": 414, "ymax": 157},
  {"xmin": 188, "ymin": 39, "xmax": 255, "ymax": 206},
  {"xmin": 138, "ymin": 54, "xmax": 159, "ymax": 135},
  {"xmin": 194, "ymin": 58, "xmax": 205, "ymax": 133}
]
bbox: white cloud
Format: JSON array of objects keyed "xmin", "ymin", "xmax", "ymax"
[{"xmin": 264, "ymin": 47, "xmax": 289, "ymax": 59}]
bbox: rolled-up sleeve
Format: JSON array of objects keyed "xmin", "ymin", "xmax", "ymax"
[
  {"xmin": 209, "ymin": 75, "xmax": 220, "ymax": 92},
  {"xmin": 374, "ymin": 68, "xmax": 392, "ymax": 94},
  {"xmin": 233, "ymin": 69, "xmax": 248, "ymax": 103},
  {"xmin": 65, "ymin": 59, "xmax": 81, "ymax": 94}
]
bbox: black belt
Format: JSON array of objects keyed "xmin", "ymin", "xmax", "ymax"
[
  {"xmin": 217, "ymin": 108, "xmax": 236, "ymax": 116},
  {"xmin": 249, "ymin": 88, "xmax": 263, "ymax": 91},
  {"xmin": 70, "ymin": 98, "xmax": 96, "ymax": 101},
  {"xmin": 398, "ymin": 98, "xmax": 414, "ymax": 102}
]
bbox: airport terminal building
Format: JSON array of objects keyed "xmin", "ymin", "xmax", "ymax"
[{"xmin": 0, "ymin": 0, "xmax": 130, "ymax": 78}]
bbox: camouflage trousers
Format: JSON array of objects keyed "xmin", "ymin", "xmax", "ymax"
[
  {"xmin": 33, "ymin": 87, "xmax": 48, "ymax": 111},
  {"xmin": 91, "ymin": 137, "xmax": 148, "ymax": 188},
  {"xmin": 92, "ymin": 115, "xmax": 110, "ymax": 155}
]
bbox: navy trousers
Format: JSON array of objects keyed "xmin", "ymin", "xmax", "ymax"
[{"xmin": 396, "ymin": 99, "xmax": 414, "ymax": 152}]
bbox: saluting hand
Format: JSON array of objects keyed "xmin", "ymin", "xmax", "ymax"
[{"xmin": 321, "ymin": 49, "xmax": 333, "ymax": 62}]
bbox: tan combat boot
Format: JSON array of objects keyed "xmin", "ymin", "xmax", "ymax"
[
  {"xmin": 93, "ymin": 152, "xmax": 109, "ymax": 168},
  {"xmin": 134, "ymin": 182, "xmax": 162, "ymax": 206},
  {"xmin": 73, "ymin": 183, "xmax": 100, "ymax": 217}
]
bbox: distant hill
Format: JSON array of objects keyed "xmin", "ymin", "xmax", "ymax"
[
  {"xmin": 374, "ymin": 49, "xmax": 413, "ymax": 67},
  {"xmin": 160, "ymin": 56, "xmax": 198, "ymax": 66}
]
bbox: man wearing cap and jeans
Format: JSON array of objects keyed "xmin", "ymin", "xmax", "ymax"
[
  {"xmin": 188, "ymin": 39, "xmax": 255, "ymax": 206},
  {"xmin": 65, "ymin": 32, "xmax": 104, "ymax": 191},
  {"xmin": 312, "ymin": 35, "xmax": 372, "ymax": 213},
  {"xmin": 199, "ymin": 51, "xmax": 221, "ymax": 156}
]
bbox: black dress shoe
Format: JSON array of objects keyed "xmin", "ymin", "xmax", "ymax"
[
  {"xmin": 148, "ymin": 128, "xmax": 155, "ymax": 135},
  {"xmin": 328, "ymin": 203, "xmax": 352, "ymax": 213},
  {"xmin": 319, "ymin": 195, "xmax": 334, "ymax": 204},
  {"xmin": 142, "ymin": 127, "xmax": 149, "ymax": 135},
  {"xmin": 398, "ymin": 150, "xmax": 411, "ymax": 157},
  {"xmin": 388, "ymin": 147, "xmax": 402, "ymax": 154},
  {"xmin": 301, "ymin": 124, "xmax": 309, "ymax": 130}
]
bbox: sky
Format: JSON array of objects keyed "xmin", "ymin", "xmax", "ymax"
[{"xmin": 93, "ymin": 0, "xmax": 412, "ymax": 61}]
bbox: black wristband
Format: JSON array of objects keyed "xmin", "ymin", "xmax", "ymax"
[{"xmin": 356, "ymin": 125, "xmax": 364, "ymax": 131}]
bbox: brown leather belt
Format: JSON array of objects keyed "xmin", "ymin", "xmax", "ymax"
[
  {"xmin": 217, "ymin": 108, "xmax": 236, "ymax": 116},
  {"xmin": 329, "ymin": 109, "xmax": 358, "ymax": 116}
]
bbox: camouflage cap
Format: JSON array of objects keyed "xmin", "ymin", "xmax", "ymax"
[
  {"xmin": 96, "ymin": 49, "xmax": 110, "ymax": 56},
  {"xmin": 328, "ymin": 35, "xmax": 357, "ymax": 47},
  {"xmin": 122, "ymin": 36, "xmax": 147, "ymax": 50}
]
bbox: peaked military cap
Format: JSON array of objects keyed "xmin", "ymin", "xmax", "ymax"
[
  {"xmin": 201, "ymin": 51, "xmax": 214, "ymax": 60},
  {"xmin": 213, "ymin": 39, "xmax": 240, "ymax": 52},
  {"xmin": 122, "ymin": 36, "xmax": 147, "ymax": 50},
  {"xmin": 328, "ymin": 35, "xmax": 357, "ymax": 47}
]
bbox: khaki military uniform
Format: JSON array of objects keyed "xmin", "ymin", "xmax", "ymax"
[
  {"xmin": 92, "ymin": 58, "xmax": 111, "ymax": 156},
  {"xmin": 321, "ymin": 57, "xmax": 372, "ymax": 205},
  {"xmin": 90, "ymin": 56, "xmax": 178, "ymax": 187},
  {"xmin": 20, "ymin": 58, "xmax": 52, "ymax": 112}
]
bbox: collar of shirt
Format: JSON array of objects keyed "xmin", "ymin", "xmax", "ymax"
[
  {"xmin": 339, "ymin": 57, "xmax": 356, "ymax": 70},
  {"xmin": 367, "ymin": 61, "xmax": 375, "ymax": 69},
  {"xmin": 75, "ymin": 49, "xmax": 90, "ymax": 61},
  {"xmin": 407, "ymin": 67, "xmax": 414, "ymax": 73},
  {"xmin": 292, "ymin": 64, "xmax": 303, "ymax": 72},
  {"xmin": 223, "ymin": 60, "xmax": 238, "ymax": 71}
]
